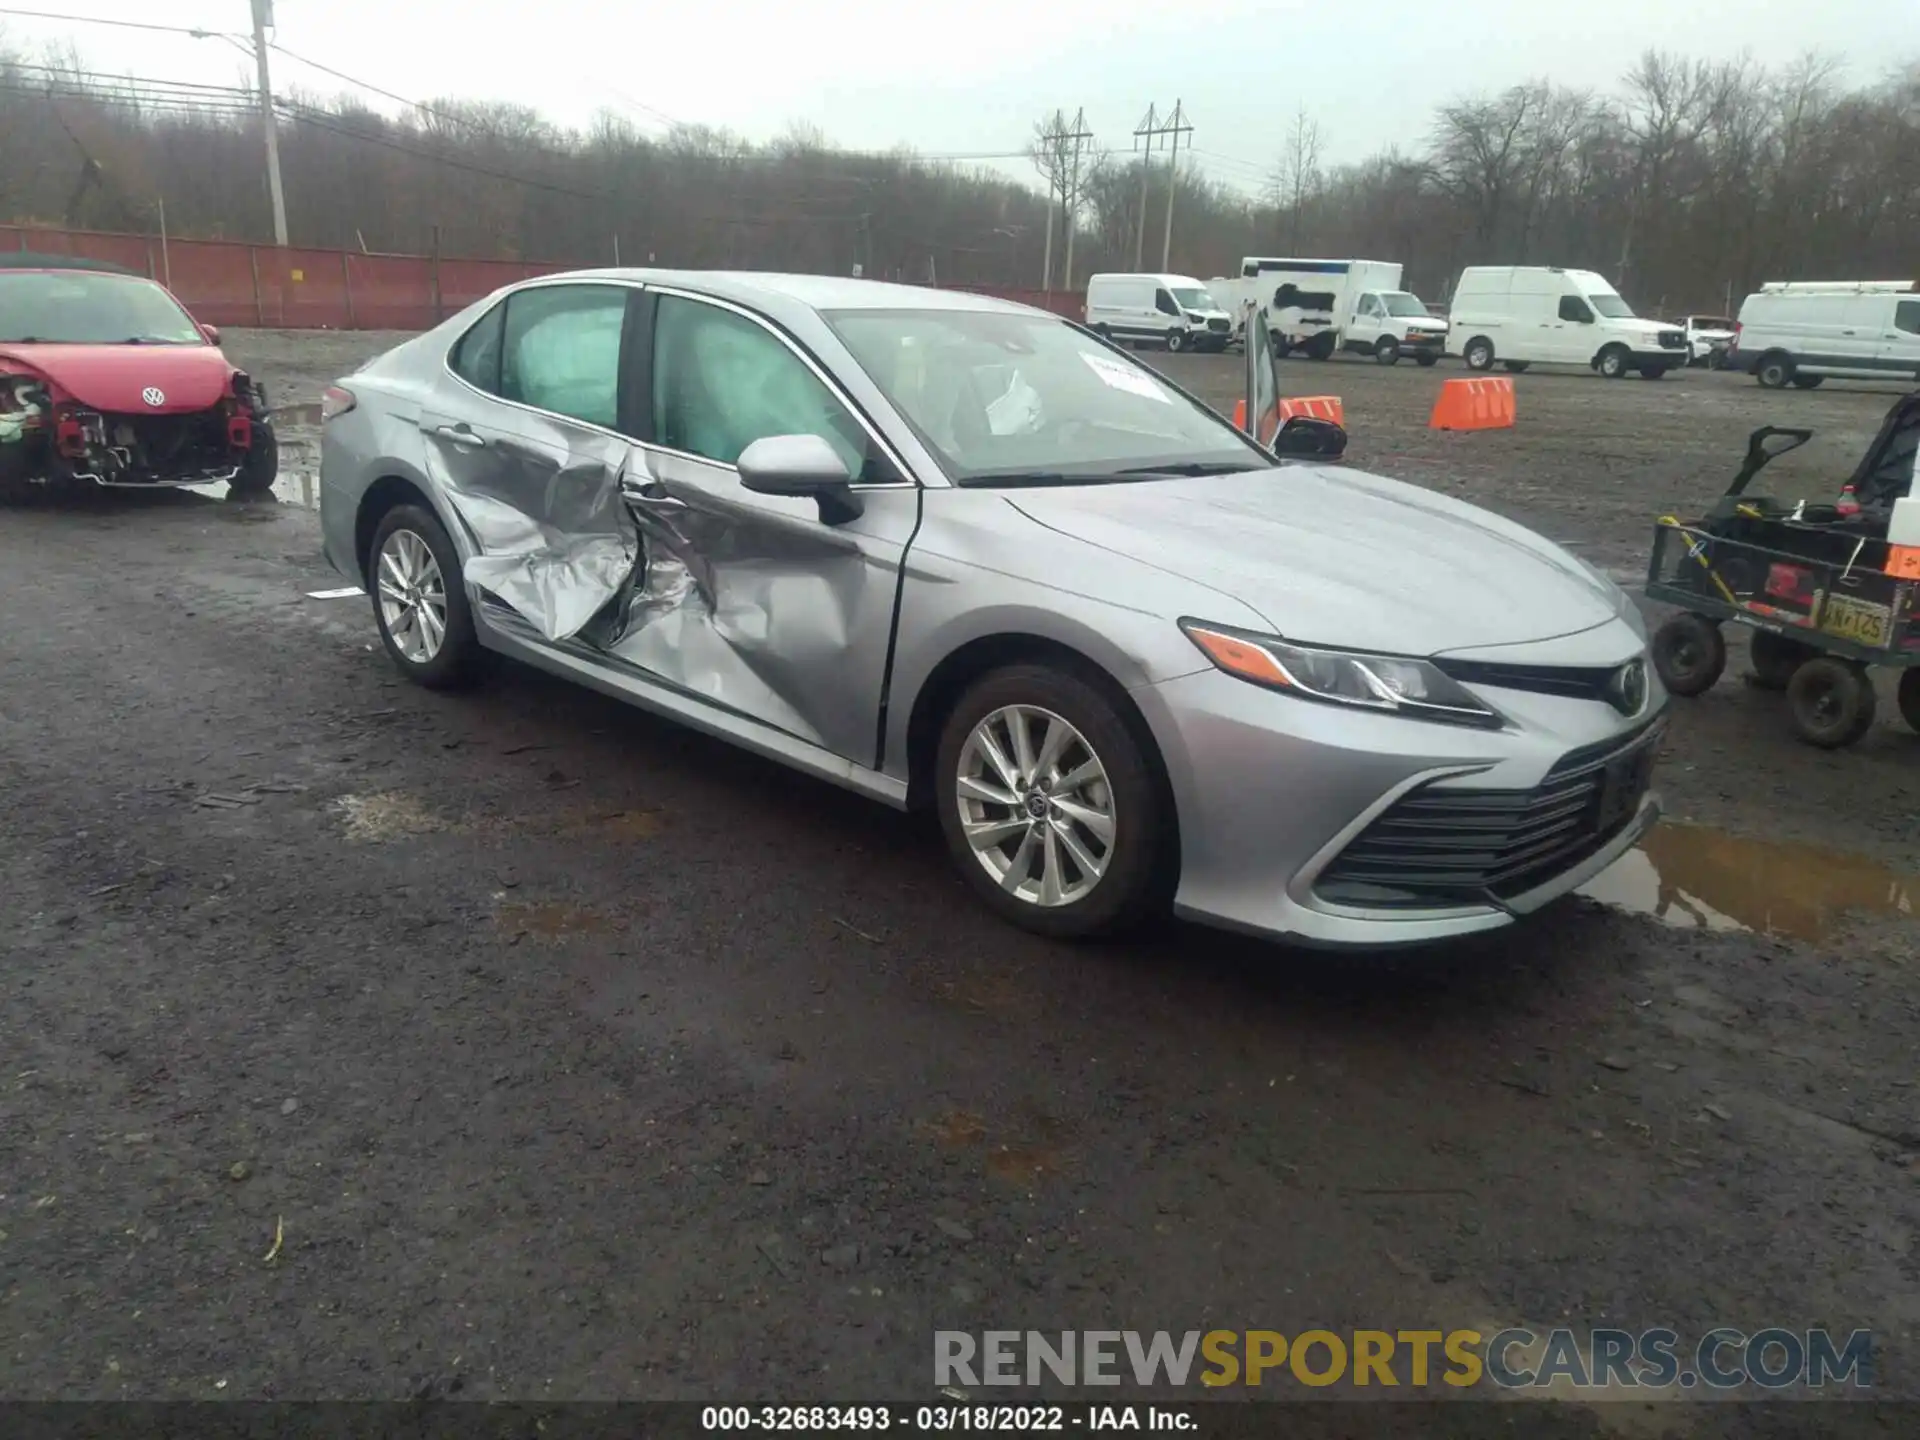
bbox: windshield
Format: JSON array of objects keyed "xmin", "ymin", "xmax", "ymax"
[
  {"xmin": 1381, "ymin": 292, "xmax": 1428, "ymax": 317},
  {"xmin": 0, "ymin": 270, "xmax": 205, "ymax": 344},
  {"xmin": 1587, "ymin": 292, "xmax": 1634, "ymax": 320},
  {"xmin": 1169, "ymin": 287, "xmax": 1216, "ymax": 312},
  {"xmin": 825, "ymin": 308, "xmax": 1271, "ymax": 485}
]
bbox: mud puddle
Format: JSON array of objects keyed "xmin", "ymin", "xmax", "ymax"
[{"xmin": 1580, "ymin": 821, "xmax": 1915, "ymax": 942}]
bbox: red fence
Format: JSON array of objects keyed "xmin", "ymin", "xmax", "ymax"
[{"xmin": 0, "ymin": 224, "xmax": 1083, "ymax": 331}]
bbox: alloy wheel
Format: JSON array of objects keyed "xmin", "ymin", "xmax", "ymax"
[
  {"xmin": 954, "ymin": 704, "xmax": 1115, "ymax": 907},
  {"xmin": 376, "ymin": 528, "xmax": 449, "ymax": 664}
]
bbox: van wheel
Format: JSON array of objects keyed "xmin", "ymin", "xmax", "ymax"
[
  {"xmin": 1597, "ymin": 345, "xmax": 1632, "ymax": 379},
  {"xmin": 1651, "ymin": 613, "xmax": 1726, "ymax": 697},
  {"xmin": 1502, "ymin": 360, "xmax": 1531, "ymax": 374},
  {"xmin": 1374, "ymin": 337, "xmax": 1400, "ymax": 365},
  {"xmin": 1756, "ymin": 353, "xmax": 1793, "ymax": 388},
  {"xmin": 1462, "ymin": 337, "xmax": 1495, "ymax": 371},
  {"xmin": 1791, "ymin": 374, "xmax": 1824, "ymax": 390},
  {"xmin": 1165, "ymin": 329, "xmax": 1187, "ymax": 353}
]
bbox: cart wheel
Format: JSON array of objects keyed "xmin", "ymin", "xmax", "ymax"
[
  {"xmin": 1747, "ymin": 629, "xmax": 1813, "ymax": 691},
  {"xmin": 1786, "ymin": 658, "xmax": 1877, "ymax": 749},
  {"xmin": 1652, "ymin": 614, "xmax": 1726, "ymax": 697},
  {"xmin": 1898, "ymin": 669, "xmax": 1920, "ymax": 734}
]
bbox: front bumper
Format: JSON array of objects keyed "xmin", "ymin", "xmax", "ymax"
[{"xmin": 1130, "ymin": 662, "xmax": 1665, "ymax": 949}]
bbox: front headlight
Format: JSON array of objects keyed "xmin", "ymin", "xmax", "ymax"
[{"xmin": 1180, "ymin": 620, "xmax": 1504, "ymax": 728}]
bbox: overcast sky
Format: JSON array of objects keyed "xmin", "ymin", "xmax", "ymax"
[{"xmin": 6, "ymin": 0, "xmax": 1918, "ymax": 194}]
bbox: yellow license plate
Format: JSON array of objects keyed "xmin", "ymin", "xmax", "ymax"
[{"xmin": 1818, "ymin": 593, "xmax": 1894, "ymax": 648}]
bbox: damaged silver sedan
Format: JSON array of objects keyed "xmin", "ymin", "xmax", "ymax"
[{"xmin": 318, "ymin": 272, "xmax": 1664, "ymax": 948}]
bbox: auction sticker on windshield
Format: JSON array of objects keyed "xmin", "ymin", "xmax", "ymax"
[{"xmin": 1080, "ymin": 352, "xmax": 1172, "ymax": 403}]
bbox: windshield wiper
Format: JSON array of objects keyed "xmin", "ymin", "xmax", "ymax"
[
  {"xmin": 958, "ymin": 469, "xmax": 1158, "ymax": 488},
  {"xmin": 114, "ymin": 336, "xmax": 186, "ymax": 345},
  {"xmin": 1113, "ymin": 460, "xmax": 1263, "ymax": 476}
]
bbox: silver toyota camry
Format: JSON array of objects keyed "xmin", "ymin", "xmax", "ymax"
[{"xmin": 317, "ymin": 270, "xmax": 1664, "ymax": 948}]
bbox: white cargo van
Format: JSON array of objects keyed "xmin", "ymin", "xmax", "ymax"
[
  {"xmin": 1724, "ymin": 281, "xmax": 1920, "ymax": 388},
  {"xmin": 1083, "ymin": 273, "xmax": 1232, "ymax": 353},
  {"xmin": 1206, "ymin": 258, "xmax": 1445, "ymax": 363},
  {"xmin": 1447, "ymin": 266, "xmax": 1688, "ymax": 378}
]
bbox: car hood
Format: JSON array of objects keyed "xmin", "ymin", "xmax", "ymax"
[
  {"xmin": 1608, "ymin": 316, "xmax": 1679, "ymax": 339},
  {"xmin": 1004, "ymin": 467, "xmax": 1626, "ymax": 655},
  {"xmin": 0, "ymin": 342, "xmax": 236, "ymax": 414}
]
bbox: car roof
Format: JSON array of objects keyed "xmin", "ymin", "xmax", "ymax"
[
  {"xmin": 528, "ymin": 268, "xmax": 1040, "ymax": 318},
  {"xmin": 0, "ymin": 252, "xmax": 143, "ymax": 276}
]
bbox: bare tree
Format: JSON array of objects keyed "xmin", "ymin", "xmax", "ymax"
[{"xmin": 1268, "ymin": 105, "xmax": 1322, "ymax": 251}]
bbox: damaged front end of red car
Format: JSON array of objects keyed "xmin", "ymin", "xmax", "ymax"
[{"xmin": 1, "ymin": 364, "xmax": 275, "ymax": 499}]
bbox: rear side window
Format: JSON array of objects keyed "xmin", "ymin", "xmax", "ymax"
[
  {"xmin": 448, "ymin": 303, "xmax": 504, "ymax": 392},
  {"xmin": 499, "ymin": 284, "xmax": 628, "ymax": 429},
  {"xmin": 1895, "ymin": 300, "xmax": 1920, "ymax": 336}
]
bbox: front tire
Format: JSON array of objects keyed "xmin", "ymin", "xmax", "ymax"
[
  {"xmin": 934, "ymin": 664, "xmax": 1168, "ymax": 940},
  {"xmin": 1374, "ymin": 337, "xmax": 1400, "ymax": 366},
  {"xmin": 1787, "ymin": 657, "xmax": 1876, "ymax": 749},
  {"xmin": 1597, "ymin": 345, "xmax": 1631, "ymax": 379},
  {"xmin": 1652, "ymin": 613, "xmax": 1726, "ymax": 696},
  {"xmin": 1462, "ymin": 337, "xmax": 1495, "ymax": 371},
  {"xmin": 228, "ymin": 425, "xmax": 279, "ymax": 499},
  {"xmin": 368, "ymin": 504, "xmax": 482, "ymax": 690},
  {"xmin": 1165, "ymin": 329, "xmax": 1187, "ymax": 354}
]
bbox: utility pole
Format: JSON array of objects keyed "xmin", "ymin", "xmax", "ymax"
[
  {"xmin": 1131, "ymin": 104, "xmax": 1159, "ymax": 269},
  {"xmin": 1060, "ymin": 107, "xmax": 1091, "ymax": 293},
  {"xmin": 250, "ymin": 0, "xmax": 289, "ymax": 246},
  {"xmin": 1159, "ymin": 100, "xmax": 1191, "ymax": 270}
]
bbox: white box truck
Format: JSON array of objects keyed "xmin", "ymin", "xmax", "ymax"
[
  {"xmin": 1447, "ymin": 266, "xmax": 1688, "ymax": 378},
  {"xmin": 1206, "ymin": 257, "xmax": 1448, "ymax": 364}
]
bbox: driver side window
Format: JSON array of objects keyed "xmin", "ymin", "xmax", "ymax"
[
  {"xmin": 1154, "ymin": 289, "xmax": 1181, "ymax": 316},
  {"xmin": 1559, "ymin": 295, "xmax": 1594, "ymax": 323},
  {"xmin": 651, "ymin": 294, "xmax": 868, "ymax": 475}
]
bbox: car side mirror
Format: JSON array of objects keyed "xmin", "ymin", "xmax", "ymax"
[
  {"xmin": 738, "ymin": 433, "xmax": 865, "ymax": 525},
  {"xmin": 200, "ymin": 323, "xmax": 222, "ymax": 344},
  {"xmin": 1271, "ymin": 414, "xmax": 1347, "ymax": 460}
]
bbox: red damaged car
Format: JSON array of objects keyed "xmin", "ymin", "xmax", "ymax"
[{"xmin": 0, "ymin": 255, "xmax": 277, "ymax": 502}]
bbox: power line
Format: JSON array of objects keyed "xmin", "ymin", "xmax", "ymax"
[{"xmin": 0, "ymin": 7, "xmax": 240, "ymax": 39}]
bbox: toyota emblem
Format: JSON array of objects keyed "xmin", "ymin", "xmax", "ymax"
[
  {"xmin": 140, "ymin": 386, "xmax": 165, "ymax": 407},
  {"xmin": 1608, "ymin": 658, "xmax": 1649, "ymax": 717}
]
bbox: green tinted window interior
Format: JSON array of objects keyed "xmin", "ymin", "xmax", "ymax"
[
  {"xmin": 499, "ymin": 284, "xmax": 626, "ymax": 428},
  {"xmin": 652, "ymin": 294, "xmax": 865, "ymax": 472}
]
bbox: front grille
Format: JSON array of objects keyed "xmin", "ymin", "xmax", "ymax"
[
  {"xmin": 1207, "ymin": 316, "xmax": 1230, "ymax": 333},
  {"xmin": 1433, "ymin": 657, "xmax": 1615, "ymax": 702},
  {"xmin": 1315, "ymin": 720, "xmax": 1663, "ymax": 911},
  {"xmin": 1658, "ymin": 330, "xmax": 1686, "ymax": 349}
]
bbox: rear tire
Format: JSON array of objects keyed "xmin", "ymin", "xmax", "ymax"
[
  {"xmin": 227, "ymin": 425, "xmax": 279, "ymax": 499},
  {"xmin": 1787, "ymin": 657, "xmax": 1876, "ymax": 749},
  {"xmin": 1463, "ymin": 337, "xmax": 1495, "ymax": 371},
  {"xmin": 368, "ymin": 504, "xmax": 482, "ymax": 691},
  {"xmin": 1756, "ymin": 353, "xmax": 1793, "ymax": 389},
  {"xmin": 1374, "ymin": 337, "xmax": 1400, "ymax": 366},
  {"xmin": 1748, "ymin": 629, "xmax": 1812, "ymax": 690},
  {"xmin": 1652, "ymin": 613, "xmax": 1726, "ymax": 697},
  {"xmin": 934, "ymin": 663, "xmax": 1169, "ymax": 940},
  {"xmin": 1899, "ymin": 668, "xmax": 1920, "ymax": 734},
  {"xmin": 1597, "ymin": 345, "xmax": 1632, "ymax": 379}
]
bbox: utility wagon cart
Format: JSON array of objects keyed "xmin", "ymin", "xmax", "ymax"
[{"xmin": 1646, "ymin": 394, "xmax": 1920, "ymax": 748}]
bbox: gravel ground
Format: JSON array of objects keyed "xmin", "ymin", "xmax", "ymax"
[{"xmin": 1, "ymin": 330, "xmax": 1916, "ymax": 1430}]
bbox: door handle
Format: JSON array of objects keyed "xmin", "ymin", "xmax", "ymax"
[
  {"xmin": 620, "ymin": 479, "xmax": 689, "ymax": 511},
  {"xmin": 428, "ymin": 423, "xmax": 488, "ymax": 448}
]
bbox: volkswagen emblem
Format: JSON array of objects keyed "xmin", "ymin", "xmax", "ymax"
[
  {"xmin": 1607, "ymin": 658, "xmax": 1648, "ymax": 716},
  {"xmin": 140, "ymin": 386, "xmax": 165, "ymax": 407}
]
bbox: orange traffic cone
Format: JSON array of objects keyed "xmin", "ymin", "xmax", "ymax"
[
  {"xmin": 1279, "ymin": 395, "xmax": 1344, "ymax": 426},
  {"xmin": 1232, "ymin": 398, "xmax": 1247, "ymax": 429},
  {"xmin": 1428, "ymin": 377, "xmax": 1516, "ymax": 431}
]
